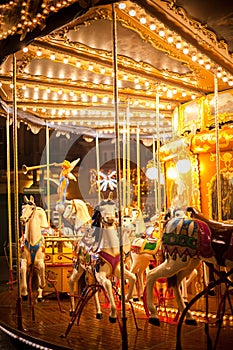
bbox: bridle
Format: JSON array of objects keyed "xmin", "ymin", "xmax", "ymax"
[{"xmin": 21, "ymin": 201, "xmax": 36, "ymax": 223}]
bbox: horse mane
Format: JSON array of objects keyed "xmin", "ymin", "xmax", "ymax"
[
  {"xmin": 36, "ymin": 207, "xmax": 49, "ymax": 228},
  {"xmin": 73, "ymin": 199, "xmax": 91, "ymax": 223}
]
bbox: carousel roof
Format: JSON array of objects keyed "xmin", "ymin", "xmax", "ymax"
[{"xmin": 0, "ymin": 0, "xmax": 233, "ymax": 139}]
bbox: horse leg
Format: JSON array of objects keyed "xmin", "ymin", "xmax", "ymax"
[
  {"xmin": 146, "ymin": 257, "xmax": 192, "ymax": 326},
  {"xmin": 69, "ymin": 266, "xmax": 84, "ymax": 316},
  {"xmin": 37, "ymin": 259, "xmax": 46, "ymax": 289},
  {"xmin": 95, "ymin": 271, "xmax": 117, "ymax": 322},
  {"xmin": 20, "ymin": 258, "xmax": 28, "ymax": 300},
  {"xmin": 94, "ymin": 292, "xmax": 103, "ymax": 319},
  {"xmin": 123, "ymin": 268, "xmax": 136, "ymax": 302},
  {"xmin": 174, "ymin": 258, "xmax": 200, "ymax": 325}
]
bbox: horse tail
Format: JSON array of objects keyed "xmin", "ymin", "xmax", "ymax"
[
  {"xmin": 27, "ymin": 265, "xmax": 39, "ymax": 292},
  {"xmin": 167, "ymin": 275, "xmax": 177, "ymax": 288}
]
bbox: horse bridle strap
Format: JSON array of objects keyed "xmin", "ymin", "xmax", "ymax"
[{"xmin": 23, "ymin": 202, "xmax": 36, "ymax": 223}]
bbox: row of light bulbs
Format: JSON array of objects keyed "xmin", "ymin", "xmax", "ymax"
[
  {"xmin": 118, "ymin": 2, "xmax": 233, "ymax": 86},
  {"xmin": 0, "ymin": 0, "xmax": 76, "ymax": 40},
  {"xmin": 22, "ymin": 45, "xmax": 193, "ymax": 102}
]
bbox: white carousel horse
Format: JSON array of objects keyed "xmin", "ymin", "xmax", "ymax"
[
  {"xmin": 92, "ymin": 199, "xmax": 136, "ymax": 323},
  {"xmin": 145, "ymin": 206, "xmax": 233, "ymax": 326},
  {"xmin": 20, "ymin": 195, "xmax": 47, "ymax": 301},
  {"xmin": 62, "ymin": 199, "xmax": 97, "ymax": 315},
  {"xmin": 63, "ymin": 199, "xmax": 92, "ymax": 237}
]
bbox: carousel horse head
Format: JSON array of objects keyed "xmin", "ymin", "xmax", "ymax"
[
  {"xmin": 93, "ymin": 199, "xmax": 117, "ymax": 228},
  {"xmin": 63, "ymin": 199, "xmax": 91, "ymax": 232},
  {"xmin": 20, "ymin": 195, "xmax": 37, "ymax": 224}
]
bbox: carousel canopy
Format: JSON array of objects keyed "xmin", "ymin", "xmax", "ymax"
[{"xmin": 0, "ymin": 0, "xmax": 233, "ymax": 139}]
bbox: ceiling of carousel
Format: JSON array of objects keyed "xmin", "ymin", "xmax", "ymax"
[{"xmin": 0, "ymin": 0, "xmax": 233, "ymax": 140}]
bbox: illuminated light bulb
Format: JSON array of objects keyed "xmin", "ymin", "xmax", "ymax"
[
  {"xmin": 140, "ymin": 17, "xmax": 146, "ymax": 24},
  {"xmin": 191, "ymin": 94, "xmax": 196, "ymax": 100},
  {"xmin": 50, "ymin": 54, "xmax": 55, "ymax": 60},
  {"xmin": 118, "ymin": 3, "xmax": 126, "ymax": 9},
  {"xmin": 63, "ymin": 57, "xmax": 68, "ymax": 64},
  {"xmin": 150, "ymin": 24, "xmax": 156, "ymax": 30},
  {"xmin": 228, "ymin": 80, "xmax": 233, "ymax": 86},
  {"xmin": 36, "ymin": 50, "xmax": 42, "ymax": 56},
  {"xmin": 192, "ymin": 55, "xmax": 197, "ymax": 61},
  {"xmin": 198, "ymin": 58, "xmax": 204, "ymax": 65},
  {"xmin": 183, "ymin": 47, "xmax": 189, "ymax": 54},
  {"xmin": 182, "ymin": 91, "xmax": 187, "ymax": 97},
  {"xmin": 176, "ymin": 42, "xmax": 182, "ymax": 49},
  {"xmin": 217, "ymin": 72, "xmax": 222, "ymax": 78},
  {"xmin": 205, "ymin": 63, "xmax": 211, "ymax": 70},
  {"xmin": 23, "ymin": 47, "xmax": 28, "ymax": 53},
  {"xmin": 129, "ymin": 9, "xmax": 136, "ymax": 16},
  {"xmin": 167, "ymin": 166, "xmax": 177, "ymax": 179},
  {"xmin": 76, "ymin": 61, "xmax": 81, "ymax": 67},
  {"xmin": 159, "ymin": 30, "xmax": 165, "ymax": 37},
  {"xmin": 167, "ymin": 36, "xmax": 173, "ymax": 43},
  {"xmin": 222, "ymin": 76, "xmax": 228, "ymax": 82}
]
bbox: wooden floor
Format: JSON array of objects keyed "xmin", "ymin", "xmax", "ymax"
[{"xmin": 0, "ymin": 280, "xmax": 233, "ymax": 350}]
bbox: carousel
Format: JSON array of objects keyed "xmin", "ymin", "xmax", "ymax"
[{"xmin": 0, "ymin": 1, "xmax": 233, "ymax": 349}]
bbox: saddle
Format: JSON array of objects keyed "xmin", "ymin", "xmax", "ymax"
[{"xmin": 186, "ymin": 207, "xmax": 233, "ymax": 264}]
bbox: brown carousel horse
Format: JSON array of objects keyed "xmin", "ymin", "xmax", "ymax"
[{"xmin": 145, "ymin": 207, "xmax": 233, "ymax": 326}]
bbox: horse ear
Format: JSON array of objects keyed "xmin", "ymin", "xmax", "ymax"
[
  {"xmin": 30, "ymin": 195, "xmax": 35, "ymax": 203},
  {"xmin": 24, "ymin": 195, "xmax": 29, "ymax": 203}
]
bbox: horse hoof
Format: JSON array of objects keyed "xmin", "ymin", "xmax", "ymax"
[
  {"xmin": 109, "ymin": 316, "xmax": 117, "ymax": 323},
  {"xmin": 22, "ymin": 295, "xmax": 28, "ymax": 301},
  {"xmin": 133, "ymin": 297, "xmax": 139, "ymax": 302},
  {"xmin": 38, "ymin": 297, "xmax": 44, "ymax": 303},
  {"xmin": 96, "ymin": 313, "xmax": 103, "ymax": 320},
  {"xmin": 208, "ymin": 290, "xmax": 216, "ymax": 296},
  {"xmin": 149, "ymin": 318, "xmax": 160, "ymax": 326},
  {"xmin": 185, "ymin": 319, "xmax": 197, "ymax": 326}
]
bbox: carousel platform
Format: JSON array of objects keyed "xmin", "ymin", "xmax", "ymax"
[{"xmin": 0, "ymin": 257, "xmax": 233, "ymax": 350}]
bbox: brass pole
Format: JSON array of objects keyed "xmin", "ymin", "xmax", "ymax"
[
  {"xmin": 122, "ymin": 119, "xmax": 126, "ymax": 209},
  {"xmin": 152, "ymin": 137, "xmax": 158, "ymax": 212},
  {"xmin": 214, "ymin": 74, "xmax": 222, "ymax": 220},
  {"xmin": 46, "ymin": 123, "xmax": 51, "ymax": 225},
  {"xmin": 12, "ymin": 54, "xmax": 23, "ymax": 330},
  {"xmin": 126, "ymin": 103, "xmax": 131, "ymax": 208},
  {"xmin": 136, "ymin": 124, "xmax": 141, "ymax": 209},
  {"xmin": 6, "ymin": 108, "xmax": 13, "ymax": 289},
  {"xmin": 112, "ymin": 4, "xmax": 128, "ymax": 349},
  {"xmin": 156, "ymin": 90, "xmax": 162, "ymax": 213},
  {"xmin": 96, "ymin": 132, "xmax": 101, "ymax": 203}
]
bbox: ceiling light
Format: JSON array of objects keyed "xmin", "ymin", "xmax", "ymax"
[
  {"xmin": 118, "ymin": 3, "xmax": 126, "ymax": 9},
  {"xmin": 159, "ymin": 30, "xmax": 165, "ymax": 37},
  {"xmin": 167, "ymin": 36, "xmax": 173, "ymax": 43},
  {"xmin": 129, "ymin": 9, "xmax": 136, "ymax": 16}
]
